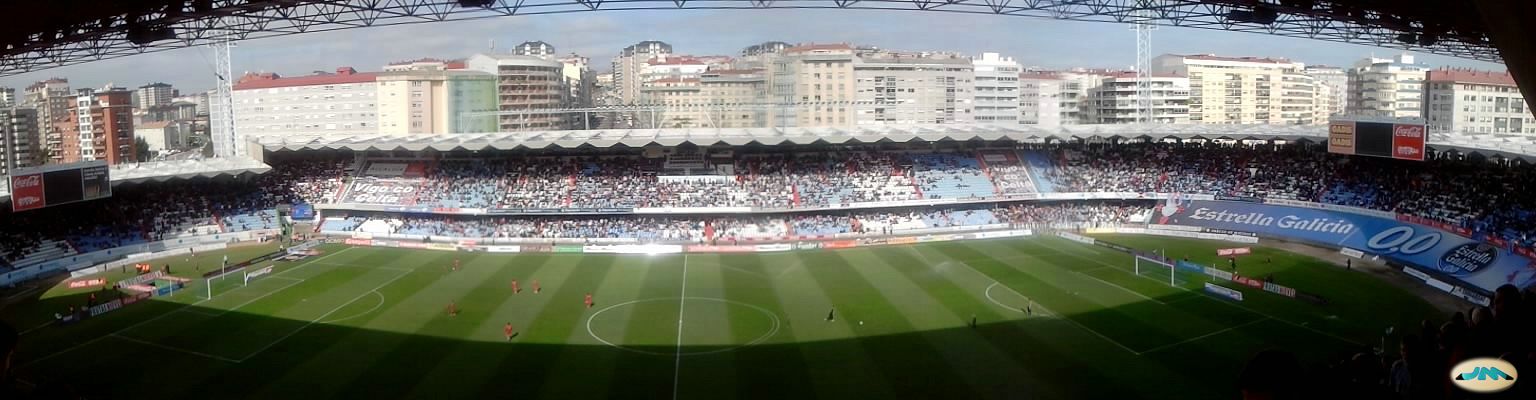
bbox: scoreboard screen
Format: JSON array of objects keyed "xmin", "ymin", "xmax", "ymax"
[
  {"xmin": 1328, "ymin": 118, "xmax": 1426, "ymax": 161},
  {"xmin": 8, "ymin": 160, "xmax": 112, "ymax": 212}
]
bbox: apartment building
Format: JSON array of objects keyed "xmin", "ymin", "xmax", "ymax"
[
  {"xmin": 853, "ymin": 50, "xmax": 974, "ymax": 125},
  {"xmin": 612, "ymin": 40, "xmax": 672, "ymax": 105},
  {"xmin": 1424, "ymin": 68, "xmax": 1535, "ymax": 134},
  {"xmin": 1154, "ymin": 54, "xmax": 1317, "ymax": 124},
  {"xmin": 0, "ymin": 108, "xmax": 37, "ymax": 175},
  {"xmin": 376, "ymin": 59, "xmax": 497, "ymax": 134},
  {"xmin": 466, "ymin": 53, "xmax": 570, "ymax": 131},
  {"xmin": 135, "ymin": 82, "xmax": 175, "ymax": 108},
  {"xmin": 72, "ymin": 87, "xmax": 135, "ymax": 165},
  {"xmin": 1347, "ymin": 54, "xmax": 1430, "ymax": 118},
  {"xmin": 25, "ymin": 78, "xmax": 71, "ymax": 163},
  {"xmin": 640, "ymin": 69, "xmax": 765, "ymax": 128},
  {"xmin": 972, "ymin": 53, "xmax": 1020, "ymax": 125},
  {"xmin": 231, "ymin": 67, "xmax": 380, "ymax": 145},
  {"xmin": 1019, "ymin": 71, "xmax": 1063, "ymax": 126},
  {"xmin": 765, "ymin": 43, "xmax": 857, "ymax": 128},
  {"xmin": 1305, "ymin": 65, "xmax": 1348, "ymax": 118},
  {"xmin": 1085, "ymin": 73, "xmax": 1190, "ymax": 124}
]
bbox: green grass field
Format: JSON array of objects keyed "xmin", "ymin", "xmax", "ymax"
[{"xmin": 4, "ymin": 235, "xmax": 1442, "ymax": 399}]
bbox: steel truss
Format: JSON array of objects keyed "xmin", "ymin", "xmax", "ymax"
[{"xmin": 0, "ymin": 0, "xmax": 1501, "ymax": 77}]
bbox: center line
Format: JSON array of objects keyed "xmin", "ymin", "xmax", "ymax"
[{"xmin": 673, "ymin": 254, "xmax": 689, "ymax": 400}]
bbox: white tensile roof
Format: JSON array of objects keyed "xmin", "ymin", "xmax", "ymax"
[{"xmin": 253, "ymin": 124, "xmax": 1536, "ymax": 160}]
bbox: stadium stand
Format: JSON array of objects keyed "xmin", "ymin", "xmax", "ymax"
[{"xmin": 10, "ymin": 141, "xmax": 1536, "ymax": 272}]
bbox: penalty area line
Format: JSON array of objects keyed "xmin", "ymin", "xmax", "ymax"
[
  {"xmin": 18, "ymin": 247, "xmax": 356, "ymax": 368},
  {"xmin": 1138, "ymin": 317, "xmax": 1270, "ymax": 355},
  {"xmin": 108, "ymin": 334, "xmax": 241, "ymax": 363},
  {"xmin": 951, "ymin": 258, "xmax": 1141, "ymax": 356}
]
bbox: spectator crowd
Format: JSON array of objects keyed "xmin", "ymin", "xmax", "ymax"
[{"xmin": 9, "ymin": 141, "xmax": 1536, "ymax": 271}]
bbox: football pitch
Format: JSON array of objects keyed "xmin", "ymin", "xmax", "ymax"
[{"xmin": 8, "ymin": 235, "xmax": 1441, "ymax": 399}]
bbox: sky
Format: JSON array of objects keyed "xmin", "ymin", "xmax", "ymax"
[{"xmin": 0, "ymin": 9, "xmax": 1506, "ymax": 93}]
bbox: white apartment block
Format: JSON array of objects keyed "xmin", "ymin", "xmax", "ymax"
[
  {"xmin": 1153, "ymin": 54, "xmax": 1313, "ymax": 125},
  {"xmin": 377, "ymin": 59, "xmax": 497, "ymax": 134},
  {"xmin": 1424, "ymin": 69, "xmax": 1535, "ymax": 135},
  {"xmin": 0, "ymin": 108, "xmax": 37, "ymax": 175},
  {"xmin": 1085, "ymin": 74, "xmax": 1190, "ymax": 124},
  {"xmin": 972, "ymin": 53, "xmax": 1020, "ymax": 125},
  {"xmin": 765, "ymin": 43, "xmax": 856, "ymax": 127},
  {"xmin": 559, "ymin": 54, "xmax": 596, "ymax": 109},
  {"xmin": 232, "ymin": 67, "xmax": 379, "ymax": 142},
  {"xmin": 641, "ymin": 70, "xmax": 765, "ymax": 128},
  {"xmin": 466, "ymin": 53, "xmax": 570, "ymax": 132},
  {"xmin": 612, "ymin": 41, "xmax": 672, "ymax": 105},
  {"xmin": 1305, "ymin": 65, "xmax": 1348, "ymax": 118},
  {"xmin": 1019, "ymin": 72, "xmax": 1064, "ymax": 127},
  {"xmin": 1279, "ymin": 70, "xmax": 1326, "ymax": 125},
  {"xmin": 853, "ymin": 50, "xmax": 974, "ymax": 125},
  {"xmin": 1348, "ymin": 54, "xmax": 1429, "ymax": 118}
]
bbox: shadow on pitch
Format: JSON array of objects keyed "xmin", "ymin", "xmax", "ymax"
[{"xmin": 6, "ymin": 292, "xmax": 1384, "ymax": 400}]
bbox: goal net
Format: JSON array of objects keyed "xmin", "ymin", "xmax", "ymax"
[
  {"xmin": 201, "ymin": 265, "xmax": 275, "ymax": 300},
  {"xmin": 1133, "ymin": 255, "xmax": 1184, "ymax": 286}
]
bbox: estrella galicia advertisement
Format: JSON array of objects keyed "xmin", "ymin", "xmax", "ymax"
[{"xmin": 1155, "ymin": 199, "xmax": 1536, "ymax": 292}]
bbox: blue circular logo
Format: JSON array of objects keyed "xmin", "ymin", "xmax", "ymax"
[{"xmin": 1438, "ymin": 243, "xmax": 1497, "ymax": 275}]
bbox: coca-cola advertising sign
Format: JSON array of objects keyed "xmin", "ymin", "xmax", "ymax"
[
  {"xmin": 10, "ymin": 174, "xmax": 44, "ymax": 211},
  {"xmin": 1391, "ymin": 124, "xmax": 1426, "ymax": 161}
]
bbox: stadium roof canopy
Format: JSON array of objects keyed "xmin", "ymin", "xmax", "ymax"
[
  {"xmin": 1, "ymin": 157, "xmax": 271, "ymax": 202},
  {"xmin": 255, "ymin": 124, "xmax": 1536, "ymax": 161}
]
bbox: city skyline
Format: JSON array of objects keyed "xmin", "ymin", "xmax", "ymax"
[{"xmin": 0, "ymin": 10, "xmax": 1507, "ymax": 92}]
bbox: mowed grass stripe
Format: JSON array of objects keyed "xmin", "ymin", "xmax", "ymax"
[
  {"xmin": 103, "ymin": 248, "xmax": 423, "ymax": 400},
  {"xmin": 932, "ymin": 241, "xmax": 1216, "ymax": 400},
  {"xmin": 1019, "ymin": 236, "xmax": 1259, "ymax": 327},
  {"xmin": 118, "ymin": 251, "xmax": 396, "ymax": 358},
  {"xmin": 470, "ymin": 255, "xmax": 622, "ymax": 398},
  {"xmin": 797, "ymin": 249, "xmax": 982, "ymax": 399},
  {"xmin": 671, "ymin": 255, "xmax": 742, "ymax": 400},
  {"xmin": 854, "ymin": 247, "xmax": 1044, "ymax": 399},
  {"xmin": 330, "ymin": 252, "xmax": 529, "ymax": 399},
  {"xmin": 713, "ymin": 253, "xmax": 818, "ymax": 399},
  {"xmin": 603, "ymin": 255, "xmax": 688, "ymax": 399},
  {"xmin": 979, "ymin": 239, "xmax": 1241, "ymax": 349},
  {"xmin": 535, "ymin": 254, "xmax": 661, "ymax": 400},
  {"xmin": 202, "ymin": 249, "xmax": 456, "ymax": 400},
  {"xmin": 398, "ymin": 254, "xmax": 574, "ymax": 400},
  {"xmin": 961, "ymin": 241, "xmax": 1188, "ymax": 351},
  {"xmin": 753, "ymin": 252, "xmax": 900, "ymax": 400}
]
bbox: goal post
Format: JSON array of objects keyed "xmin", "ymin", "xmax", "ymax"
[{"xmin": 1134, "ymin": 255, "xmax": 1177, "ymax": 286}]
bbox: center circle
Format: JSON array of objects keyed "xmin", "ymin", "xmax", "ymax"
[{"xmin": 585, "ymin": 297, "xmax": 781, "ymax": 356}]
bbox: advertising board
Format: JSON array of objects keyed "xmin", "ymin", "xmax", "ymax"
[
  {"xmin": 1204, "ymin": 282, "xmax": 1244, "ymax": 301},
  {"xmin": 1154, "ymin": 199, "xmax": 1536, "ymax": 292}
]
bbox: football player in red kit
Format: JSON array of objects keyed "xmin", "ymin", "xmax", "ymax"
[
  {"xmin": 503, "ymin": 322, "xmax": 515, "ymax": 341},
  {"xmin": 584, "ymin": 293, "xmax": 593, "ymax": 309},
  {"xmin": 511, "ymin": 279, "xmax": 520, "ymax": 294}
]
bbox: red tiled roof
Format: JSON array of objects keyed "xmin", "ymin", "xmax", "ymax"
[
  {"xmin": 1179, "ymin": 54, "xmax": 1293, "ymax": 64},
  {"xmin": 234, "ymin": 67, "xmax": 378, "ymax": 90},
  {"xmin": 785, "ymin": 43, "xmax": 852, "ymax": 53},
  {"xmin": 1427, "ymin": 69, "xmax": 1517, "ymax": 86}
]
